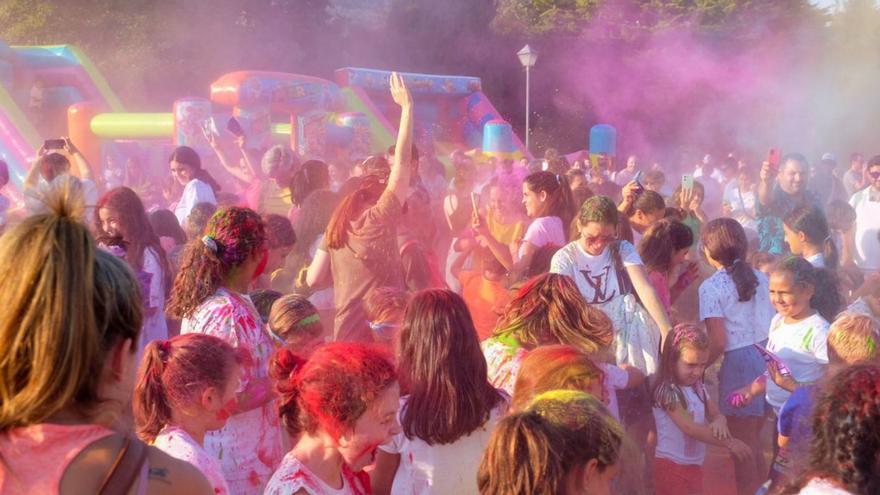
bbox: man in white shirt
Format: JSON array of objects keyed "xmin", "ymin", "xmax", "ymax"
[{"xmin": 694, "ymin": 154, "xmax": 725, "ymax": 184}]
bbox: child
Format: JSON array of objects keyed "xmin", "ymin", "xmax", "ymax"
[
  {"xmin": 770, "ymin": 313, "xmax": 880, "ymax": 489},
  {"xmin": 638, "ymin": 218, "xmax": 699, "ymax": 315},
  {"xmin": 94, "ymin": 186, "xmax": 172, "ymax": 352},
  {"xmin": 267, "ymin": 294, "xmax": 325, "ymax": 355},
  {"xmin": 783, "ymin": 205, "xmax": 839, "ymax": 269},
  {"xmin": 748, "ymin": 251, "xmax": 778, "ymax": 275},
  {"xmin": 730, "ymin": 257, "xmax": 843, "ymax": 416},
  {"xmin": 452, "ymin": 246, "xmax": 512, "ymax": 341},
  {"xmin": 134, "ymin": 334, "xmax": 242, "ymax": 495},
  {"xmin": 363, "ymin": 286, "xmax": 410, "ymax": 348},
  {"xmin": 478, "ymin": 390, "xmax": 624, "ymax": 495},
  {"xmin": 185, "ymin": 201, "xmax": 218, "ymax": 240},
  {"xmin": 699, "ymin": 218, "xmax": 776, "ymax": 495},
  {"xmin": 652, "ymin": 324, "xmax": 752, "ymax": 495}
]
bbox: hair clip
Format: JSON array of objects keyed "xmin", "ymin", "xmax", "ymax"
[{"xmin": 202, "ymin": 235, "xmax": 218, "ymax": 254}]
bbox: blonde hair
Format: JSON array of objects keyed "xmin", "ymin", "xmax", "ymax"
[
  {"xmin": 268, "ymin": 294, "xmax": 323, "ymax": 348},
  {"xmin": 0, "ymin": 187, "xmax": 143, "ymax": 430},
  {"xmin": 511, "ymin": 345, "xmax": 606, "ymax": 412},
  {"xmin": 828, "ymin": 313, "xmax": 880, "ymax": 365}
]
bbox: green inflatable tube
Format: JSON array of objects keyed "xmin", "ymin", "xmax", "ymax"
[{"xmin": 91, "ymin": 113, "xmax": 174, "ymax": 138}]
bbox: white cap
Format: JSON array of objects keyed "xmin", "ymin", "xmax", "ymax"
[{"xmin": 821, "ymin": 152, "xmax": 837, "ymax": 163}]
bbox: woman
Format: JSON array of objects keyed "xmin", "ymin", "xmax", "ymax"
[
  {"xmin": 511, "ymin": 171, "xmax": 575, "ymax": 282},
  {"xmin": 468, "ymin": 179, "xmax": 527, "ymax": 272},
  {"xmin": 306, "ymin": 72, "xmax": 414, "ymax": 342},
  {"xmin": 0, "ymin": 189, "xmax": 211, "ymax": 494},
  {"xmin": 167, "ymin": 207, "xmax": 283, "ymax": 494},
  {"xmin": 482, "ymin": 272, "xmax": 614, "ymax": 394},
  {"xmin": 266, "ymin": 343, "xmax": 400, "ymax": 494},
  {"xmin": 94, "ymin": 186, "xmax": 172, "ymax": 352},
  {"xmin": 371, "ymin": 289, "xmax": 508, "ymax": 495},
  {"xmin": 169, "ymin": 146, "xmax": 219, "ymax": 225}
]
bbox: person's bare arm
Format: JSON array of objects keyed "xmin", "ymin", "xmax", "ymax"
[
  {"xmin": 306, "ymin": 248, "xmax": 331, "ymax": 288},
  {"xmin": 386, "ymin": 72, "xmax": 414, "ymax": 205},
  {"xmin": 757, "ymin": 161, "xmax": 775, "ymax": 208},
  {"xmin": 627, "ymin": 263, "xmax": 672, "ymax": 341},
  {"xmin": 370, "ymin": 451, "xmax": 400, "ymax": 495},
  {"xmin": 64, "ymin": 137, "xmax": 93, "ymax": 181},
  {"xmin": 208, "ymin": 133, "xmax": 253, "ymax": 184}
]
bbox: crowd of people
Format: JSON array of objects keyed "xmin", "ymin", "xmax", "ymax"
[{"xmin": 1, "ymin": 71, "xmax": 879, "ymax": 495}]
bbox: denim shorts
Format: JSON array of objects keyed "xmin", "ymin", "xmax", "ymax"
[{"xmin": 718, "ymin": 342, "xmax": 767, "ymax": 417}]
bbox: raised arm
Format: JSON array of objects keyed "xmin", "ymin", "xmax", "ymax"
[
  {"xmin": 757, "ymin": 161, "xmax": 775, "ymax": 208},
  {"xmin": 386, "ymin": 72, "xmax": 414, "ymax": 205},
  {"xmin": 64, "ymin": 137, "xmax": 93, "ymax": 181},
  {"xmin": 208, "ymin": 133, "xmax": 254, "ymax": 184}
]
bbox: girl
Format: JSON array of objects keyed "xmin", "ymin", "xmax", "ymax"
[
  {"xmin": 167, "ymin": 207, "xmax": 283, "ymax": 494},
  {"xmin": 267, "ymin": 294, "xmax": 325, "ymax": 355},
  {"xmin": 478, "ymin": 390, "xmax": 623, "ymax": 495},
  {"xmin": 783, "ymin": 205, "xmax": 839, "ymax": 269},
  {"xmin": 363, "ymin": 286, "xmax": 410, "ymax": 348},
  {"xmin": 134, "ymin": 334, "xmax": 242, "ymax": 495},
  {"xmin": 514, "ymin": 171, "xmax": 575, "ymax": 279},
  {"xmin": 783, "ymin": 364, "xmax": 880, "ymax": 495},
  {"xmin": 306, "ymin": 73, "xmax": 413, "ymax": 342},
  {"xmin": 482, "ymin": 273, "xmax": 614, "ymax": 394},
  {"xmin": 619, "ymin": 187, "xmax": 666, "ymax": 245},
  {"xmin": 95, "ymin": 186, "xmax": 172, "ymax": 351},
  {"xmin": 511, "ymin": 344, "xmax": 644, "ymax": 423},
  {"xmin": 731, "ymin": 257, "xmax": 843, "ymax": 416},
  {"xmin": 638, "ymin": 218, "xmax": 699, "ymax": 315},
  {"xmin": 551, "ymin": 195, "xmax": 673, "ymax": 376},
  {"xmin": 371, "ymin": 289, "xmax": 507, "ymax": 495},
  {"xmin": 671, "ymin": 180, "xmax": 708, "ymax": 245},
  {"xmin": 652, "ymin": 324, "xmax": 753, "ymax": 495},
  {"xmin": 169, "ymin": 146, "xmax": 219, "ymax": 226},
  {"xmin": 266, "ymin": 343, "xmax": 400, "ymax": 495},
  {"xmin": 699, "ymin": 218, "xmax": 776, "ymax": 495},
  {"xmin": 466, "ymin": 179, "xmax": 527, "ymax": 272},
  {"xmin": 0, "ymin": 190, "xmax": 212, "ymax": 494}
]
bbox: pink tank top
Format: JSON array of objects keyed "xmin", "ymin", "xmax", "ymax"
[{"xmin": 0, "ymin": 423, "xmax": 114, "ymax": 494}]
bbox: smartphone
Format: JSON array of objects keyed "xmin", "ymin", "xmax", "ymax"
[
  {"xmin": 226, "ymin": 117, "xmax": 245, "ymax": 138},
  {"xmin": 633, "ymin": 170, "xmax": 645, "ymax": 191},
  {"xmin": 767, "ymin": 147, "xmax": 781, "ymax": 172},
  {"xmin": 44, "ymin": 138, "xmax": 66, "ymax": 150},
  {"xmin": 201, "ymin": 117, "xmax": 219, "ymax": 139},
  {"xmin": 470, "ymin": 192, "xmax": 480, "ymax": 214},
  {"xmin": 753, "ymin": 344, "xmax": 792, "ymax": 377},
  {"xmin": 681, "ymin": 174, "xmax": 694, "ymax": 193}
]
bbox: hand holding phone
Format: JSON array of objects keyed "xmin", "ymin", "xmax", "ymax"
[
  {"xmin": 227, "ymin": 117, "xmax": 245, "ymax": 138},
  {"xmin": 767, "ymin": 147, "xmax": 781, "ymax": 175},
  {"xmin": 681, "ymin": 174, "xmax": 694, "ymax": 193},
  {"xmin": 633, "ymin": 170, "xmax": 645, "ymax": 193},
  {"xmin": 44, "ymin": 139, "xmax": 66, "ymax": 151}
]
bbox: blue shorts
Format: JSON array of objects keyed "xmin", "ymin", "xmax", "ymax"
[{"xmin": 718, "ymin": 342, "xmax": 767, "ymax": 417}]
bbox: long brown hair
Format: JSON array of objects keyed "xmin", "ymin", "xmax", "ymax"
[
  {"xmin": 133, "ymin": 334, "xmax": 239, "ymax": 442},
  {"xmin": 524, "ymin": 171, "xmax": 576, "ymax": 228},
  {"xmin": 511, "ymin": 345, "xmax": 606, "ymax": 412},
  {"xmin": 167, "ymin": 207, "xmax": 265, "ymax": 319},
  {"xmin": 478, "ymin": 390, "xmax": 623, "ymax": 495},
  {"xmin": 325, "ymin": 175, "xmax": 386, "ymax": 250},
  {"xmin": 94, "ymin": 186, "xmax": 172, "ymax": 294},
  {"xmin": 0, "ymin": 187, "xmax": 143, "ymax": 430},
  {"xmin": 494, "ymin": 273, "xmax": 614, "ymax": 359},
  {"xmin": 702, "ymin": 217, "xmax": 759, "ymax": 302},
  {"xmin": 397, "ymin": 289, "xmax": 505, "ymax": 445}
]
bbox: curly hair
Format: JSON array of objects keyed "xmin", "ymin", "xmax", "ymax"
[
  {"xmin": 269, "ymin": 342, "xmax": 396, "ymax": 440},
  {"xmin": 494, "ymin": 273, "xmax": 613, "ymax": 359},
  {"xmin": 167, "ymin": 207, "xmax": 265, "ymax": 319},
  {"xmin": 783, "ymin": 364, "xmax": 880, "ymax": 495}
]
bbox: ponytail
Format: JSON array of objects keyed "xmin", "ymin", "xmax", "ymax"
[
  {"xmin": 702, "ymin": 218, "xmax": 758, "ymax": 302},
  {"xmin": 477, "ymin": 411, "xmax": 567, "ymax": 495},
  {"xmin": 784, "ymin": 206, "xmax": 838, "ymax": 270},
  {"xmin": 269, "ymin": 346, "xmax": 307, "ymax": 437},
  {"xmin": 133, "ymin": 341, "xmax": 172, "ymax": 442},
  {"xmin": 524, "ymin": 171, "xmax": 576, "ymax": 228},
  {"xmin": 325, "ymin": 176, "xmax": 385, "ymax": 250},
  {"xmin": 290, "ymin": 160, "xmax": 330, "ymax": 207},
  {"xmin": 822, "ymin": 236, "xmax": 840, "ymax": 271},
  {"xmin": 773, "ymin": 257, "xmax": 843, "ymax": 322}
]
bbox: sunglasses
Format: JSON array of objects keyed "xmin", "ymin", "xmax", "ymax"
[{"xmin": 869, "ymin": 171, "xmax": 880, "ymax": 179}]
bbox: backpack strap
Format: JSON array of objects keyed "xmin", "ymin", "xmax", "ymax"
[{"xmin": 98, "ymin": 435, "xmax": 149, "ymax": 495}]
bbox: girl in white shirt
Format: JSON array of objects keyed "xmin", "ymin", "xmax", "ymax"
[
  {"xmin": 133, "ymin": 334, "xmax": 241, "ymax": 495},
  {"xmin": 169, "ymin": 146, "xmax": 219, "ymax": 226},
  {"xmin": 699, "ymin": 218, "xmax": 775, "ymax": 494},
  {"xmin": 731, "ymin": 257, "xmax": 843, "ymax": 416},
  {"xmin": 371, "ymin": 289, "xmax": 507, "ymax": 495},
  {"xmin": 783, "ymin": 205, "xmax": 839, "ymax": 270},
  {"xmin": 511, "ymin": 171, "xmax": 575, "ymax": 281},
  {"xmin": 651, "ymin": 324, "xmax": 752, "ymax": 495}
]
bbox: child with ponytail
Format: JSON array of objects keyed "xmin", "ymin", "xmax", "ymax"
[
  {"xmin": 477, "ymin": 390, "xmax": 624, "ymax": 495},
  {"xmin": 638, "ymin": 218, "xmax": 699, "ymax": 315},
  {"xmin": 699, "ymin": 218, "xmax": 775, "ymax": 494},
  {"xmin": 783, "ymin": 205, "xmax": 839, "ymax": 269},
  {"xmin": 652, "ymin": 324, "xmax": 753, "ymax": 495},
  {"xmin": 134, "ymin": 334, "xmax": 242, "ymax": 495},
  {"xmin": 167, "ymin": 207, "xmax": 283, "ymax": 494},
  {"xmin": 511, "ymin": 171, "xmax": 576, "ymax": 280},
  {"xmin": 730, "ymin": 257, "xmax": 843, "ymax": 416},
  {"xmin": 266, "ymin": 342, "xmax": 400, "ymax": 495}
]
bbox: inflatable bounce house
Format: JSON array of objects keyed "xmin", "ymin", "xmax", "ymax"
[{"xmin": 0, "ymin": 40, "xmax": 530, "ymax": 197}]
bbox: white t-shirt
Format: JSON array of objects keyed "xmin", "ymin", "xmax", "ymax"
[
  {"xmin": 797, "ymin": 478, "xmax": 855, "ymax": 495},
  {"xmin": 264, "ymin": 453, "xmax": 367, "ymax": 495},
  {"xmin": 550, "ymin": 240, "xmax": 642, "ymax": 305},
  {"xmin": 601, "ymin": 363, "xmax": 629, "ymax": 421},
  {"xmin": 723, "ymin": 182, "xmax": 757, "ymax": 229},
  {"xmin": 698, "ymin": 268, "xmax": 775, "ymax": 351},
  {"xmin": 380, "ymin": 397, "xmax": 508, "ymax": 495},
  {"xmin": 153, "ymin": 426, "xmax": 230, "ymax": 495},
  {"xmin": 174, "ymin": 178, "xmax": 217, "ymax": 226},
  {"xmin": 849, "ymin": 188, "xmax": 880, "ymax": 270},
  {"xmin": 518, "ymin": 215, "xmax": 565, "ymax": 258},
  {"xmin": 766, "ymin": 313, "xmax": 829, "ymax": 411},
  {"xmin": 653, "ymin": 384, "xmax": 707, "ymax": 465},
  {"xmin": 805, "ymin": 253, "xmax": 825, "ymax": 268}
]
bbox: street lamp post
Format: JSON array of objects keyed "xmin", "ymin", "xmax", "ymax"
[{"xmin": 517, "ymin": 44, "xmax": 538, "ymax": 154}]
